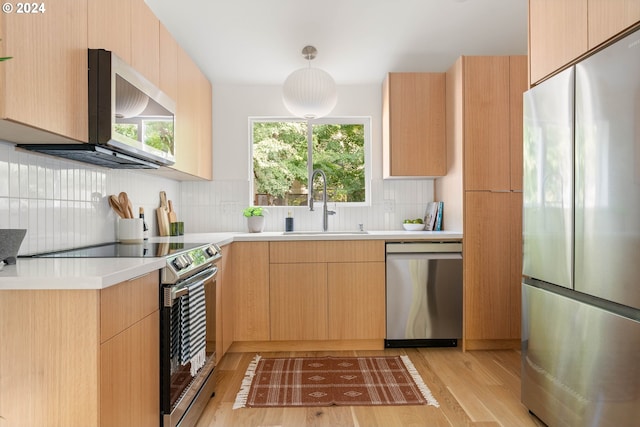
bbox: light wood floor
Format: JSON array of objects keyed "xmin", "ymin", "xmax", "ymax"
[{"xmin": 195, "ymin": 348, "xmax": 547, "ymax": 427}]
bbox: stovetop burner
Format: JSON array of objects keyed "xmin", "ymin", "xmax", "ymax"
[{"xmin": 26, "ymin": 241, "xmax": 205, "ymax": 258}]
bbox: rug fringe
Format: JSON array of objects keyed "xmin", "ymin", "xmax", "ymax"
[
  {"xmin": 400, "ymin": 355, "xmax": 440, "ymax": 407},
  {"xmin": 232, "ymin": 354, "xmax": 262, "ymax": 410}
]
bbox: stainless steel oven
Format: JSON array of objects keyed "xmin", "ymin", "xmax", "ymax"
[{"xmin": 160, "ymin": 243, "xmax": 221, "ymax": 427}]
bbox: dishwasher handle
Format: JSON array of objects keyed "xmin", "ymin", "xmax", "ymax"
[{"xmin": 385, "ymin": 242, "xmax": 462, "ymax": 254}]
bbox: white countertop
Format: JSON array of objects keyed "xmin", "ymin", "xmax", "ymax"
[{"xmin": 0, "ymin": 230, "xmax": 461, "ymax": 290}]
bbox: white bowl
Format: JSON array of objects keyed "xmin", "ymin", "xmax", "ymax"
[{"xmin": 402, "ymin": 223, "xmax": 425, "ymax": 231}]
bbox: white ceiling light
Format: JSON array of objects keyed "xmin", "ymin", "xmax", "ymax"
[{"xmin": 282, "ymin": 45, "xmax": 337, "ymax": 119}]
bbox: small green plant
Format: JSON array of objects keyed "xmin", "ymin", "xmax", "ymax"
[
  {"xmin": 243, "ymin": 206, "xmax": 268, "ymax": 217},
  {"xmin": 0, "ymin": 39, "xmax": 12, "ymax": 62}
]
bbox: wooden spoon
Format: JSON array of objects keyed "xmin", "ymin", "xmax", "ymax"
[
  {"xmin": 108, "ymin": 195, "xmax": 126, "ymax": 218},
  {"xmin": 118, "ymin": 192, "xmax": 133, "ymax": 218}
]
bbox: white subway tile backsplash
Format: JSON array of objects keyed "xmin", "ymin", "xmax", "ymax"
[{"xmin": 1, "ymin": 139, "xmax": 441, "ymax": 255}]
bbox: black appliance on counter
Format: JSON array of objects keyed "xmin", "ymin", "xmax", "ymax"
[{"xmin": 29, "ymin": 241, "xmax": 222, "ymax": 427}]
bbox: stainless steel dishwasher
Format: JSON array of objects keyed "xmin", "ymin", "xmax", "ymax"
[{"xmin": 385, "ymin": 242, "xmax": 462, "ymax": 347}]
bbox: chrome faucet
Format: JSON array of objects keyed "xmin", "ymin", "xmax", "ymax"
[{"xmin": 309, "ymin": 169, "xmax": 336, "ymax": 232}]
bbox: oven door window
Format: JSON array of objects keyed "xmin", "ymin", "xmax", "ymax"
[{"xmin": 162, "ymin": 268, "xmax": 216, "ymax": 412}]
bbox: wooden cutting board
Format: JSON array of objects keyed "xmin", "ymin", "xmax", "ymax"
[
  {"xmin": 156, "ymin": 191, "xmax": 170, "ymax": 236},
  {"xmin": 168, "ymin": 200, "xmax": 177, "ymax": 223}
]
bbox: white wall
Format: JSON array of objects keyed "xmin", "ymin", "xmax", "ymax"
[{"xmin": 180, "ymin": 83, "xmax": 438, "ymax": 233}]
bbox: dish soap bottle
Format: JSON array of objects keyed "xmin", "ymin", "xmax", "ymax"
[{"xmin": 285, "ymin": 211, "xmax": 294, "ymax": 232}]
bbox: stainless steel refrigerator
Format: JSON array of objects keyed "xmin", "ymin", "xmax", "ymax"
[{"xmin": 522, "ymin": 28, "xmax": 640, "ymax": 427}]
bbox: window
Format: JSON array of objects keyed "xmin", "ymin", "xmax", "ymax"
[{"xmin": 250, "ymin": 117, "xmax": 369, "ymax": 207}]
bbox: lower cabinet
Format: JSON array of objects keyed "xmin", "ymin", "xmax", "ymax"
[
  {"xmin": 216, "ymin": 243, "xmax": 234, "ymax": 363},
  {"xmin": 464, "ymin": 191, "xmax": 521, "ymax": 349},
  {"xmin": 0, "ymin": 271, "xmax": 160, "ymax": 427},
  {"xmin": 270, "ymin": 263, "xmax": 328, "ymax": 341},
  {"xmin": 327, "ymin": 262, "xmax": 386, "ymax": 340},
  {"xmin": 99, "ymin": 271, "xmax": 160, "ymax": 427},
  {"xmin": 100, "ymin": 311, "xmax": 159, "ymax": 427},
  {"xmin": 229, "ymin": 241, "xmax": 270, "ymax": 341},
  {"xmin": 228, "ymin": 240, "xmax": 386, "ymax": 351}
]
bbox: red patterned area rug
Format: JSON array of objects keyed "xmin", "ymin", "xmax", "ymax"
[{"xmin": 233, "ymin": 355, "xmax": 439, "ymax": 409}]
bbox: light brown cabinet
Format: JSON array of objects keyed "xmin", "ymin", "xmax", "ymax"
[
  {"xmin": 270, "ymin": 263, "xmax": 328, "ymax": 340},
  {"xmin": 588, "ymin": 0, "xmax": 640, "ymax": 49},
  {"xmin": 99, "ymin": 272, "xmax": 160, "ymax": 427},
  {"xmin": 131, "ymin": 0, "xmax": 160, "ymax": 87},
  {"xmin": 327, "ymin": 262, "xmax": 386, "ymax": 340},
  {"xmin": 463, "ymin": 192, "xmax": 521, "ymax": 347},
  {"xmin": 230, "ymin": 241, "xmax": 270, "ymax": 342},
  {"xmin": 0, "ymin": 0, "xmax": 88, "ymax": 143},
  {"xmin": 216, "ymin": 243, "xmax": 234, "ymax": 362},
  {"xmin": 461, "ymin": 56, "xmax": 526, "ymax": 192},
  {"xmin": 88, "ymin": 0, "xmax": 131, "ymax": 65},
  {"xmin": 0, "ymin": 271, "xmax": 160, "ymax": 427},
  {"xmin": 269, "ymin": 240, "xmax": 386, "ymax": 344},
  {"xmin": 173, "ymin": 45, "xmax": 213, "ymax": 180},
  {"xmin": 228, "ymin": 240, "xmax": 385, "ymax": 351},
  {"xmin": 88, "ymin": 0, "xmax": 160, "ymax": 87},
  {"xmin": 382, "ymin": 72, "xmax": 447, "ymax": 178},
  {"xmin": 529, "ymin": 0, "xmax": 587, "ymax": 85},
  {"xmin": 529, "ymin": 0, "xmax": 640, "ymax": 85},
  {"xmin": 159, "ymin": 23, "xmax": 179, "ymax": 101},
  {"xmin": 446, "ymin": 55, "xmax": 526, "ymax": 350}
]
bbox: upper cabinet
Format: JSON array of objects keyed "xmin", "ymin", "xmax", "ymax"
[
  {"xmin": 173, "ymin": 46, "xmax": 213, "ymax": 180},
  {"xmin": 588, "ymin": 0, "xmax": 640, "ymax": 49},
  {"xmin": 88, "ymin": 0, "xmax": 131, "ymax": 65},
  {"xmin": 529, "ymin": 0, "xmax": 587, "ymax": 85},
  {"xmin": 89, "ymin": 0, "xmax": 160, "ymax": 87},
  {"xmin": 0, "ymin": 0, "xmax": 88, "ymax": 143},
  {"xmin": 382, "ymin": 72, "xmax": 446, "ymax": 178},
  {"xmin": 159, "ymin": 23, "xmax": 179, "ymax": 101},
  {"xmin": 529, "ymin": 0, "xmax": 640, "ymax": 85},
  {"xmin": 462, "ymin": 56, "xmax": 526, "ymax": 192},
  {"xmin": 131, "ymin": 0, "xmax": 160, "ymax": 87}
]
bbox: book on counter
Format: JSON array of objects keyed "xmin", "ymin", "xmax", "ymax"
[
  {"xmin": 435, "ymin": 201, "xmax": 443, "ymax": 231},
  {"xmin": 424, "ymin": 201, "xmax": 437, "ymax": 231},
  {"xmin": 424, "ymin": 201, "xmax": 444, "ymax": 231}
]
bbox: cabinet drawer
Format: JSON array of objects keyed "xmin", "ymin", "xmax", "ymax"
[
  {"xmin": 100, "ymin": 271, "xmax": 159, "ymax": 342},
  {"xmin": 270, "ymin": 240, "xmax": 384, "ymax": 263}
]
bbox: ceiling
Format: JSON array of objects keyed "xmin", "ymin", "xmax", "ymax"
[{"xmin": 146, "ymin": 0, "xmax": 528, "ymax": 86}]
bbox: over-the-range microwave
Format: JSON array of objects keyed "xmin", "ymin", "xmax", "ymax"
[{"xmin": 19, "ymin": 49, "xmax": 176, "ymax": 169}]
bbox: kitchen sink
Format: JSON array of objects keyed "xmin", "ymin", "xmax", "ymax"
[{"xmin": 282, "ymin": 230, "xmax": 369, "ymax": 235}]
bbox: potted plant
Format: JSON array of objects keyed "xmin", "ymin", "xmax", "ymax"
[
  {"xmin": 243, "ymin": 206, "xmax": 268, "ymax": 233},
  {"xmin": 0, "ymin": 39, "xmax": 12, "ymax": 62}
]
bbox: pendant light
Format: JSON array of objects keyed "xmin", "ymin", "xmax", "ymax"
[{"xmin": 282, "ymin": 45, "xmax": 337, "ymax": 119}]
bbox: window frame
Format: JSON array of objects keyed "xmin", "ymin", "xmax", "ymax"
[{"xmin": 248, "ymin": 116, "xmax": 372, "ymax": 208}]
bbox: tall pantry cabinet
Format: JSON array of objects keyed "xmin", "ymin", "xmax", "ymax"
[{"xmin": 446, "ymin": 55, "xmax": 527, "ymax": 351}]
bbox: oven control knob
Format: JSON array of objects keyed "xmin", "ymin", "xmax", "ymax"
[
  {"xmin": 172, "ymin": 255, "xmax": 189, "ymax": 270},
  {"xmin": 183, "ymin": 254, "xmax": 193, "ymax": 266},
  {"xmin": 205, "ymin": 246, "xmax": 216, "ymax": 257}
]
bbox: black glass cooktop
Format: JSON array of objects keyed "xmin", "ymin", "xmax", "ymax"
[{"xmin": 26, "ymin": 242, "xmax": 205, "ymax": 258}]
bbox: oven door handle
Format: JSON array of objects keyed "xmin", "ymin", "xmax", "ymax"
[{"xmin": 166, "ymin": 266, "xmax": 217, "ymax": 306}]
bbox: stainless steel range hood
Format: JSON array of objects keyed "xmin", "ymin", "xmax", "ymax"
[{"xmin": 18, "ymin": 49, "xmax": 175, "ymax": 169}]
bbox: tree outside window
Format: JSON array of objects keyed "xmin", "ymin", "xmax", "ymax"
[{"xmin": 251, "ymin": 118, "xmax": 368, "ymax": 206}]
